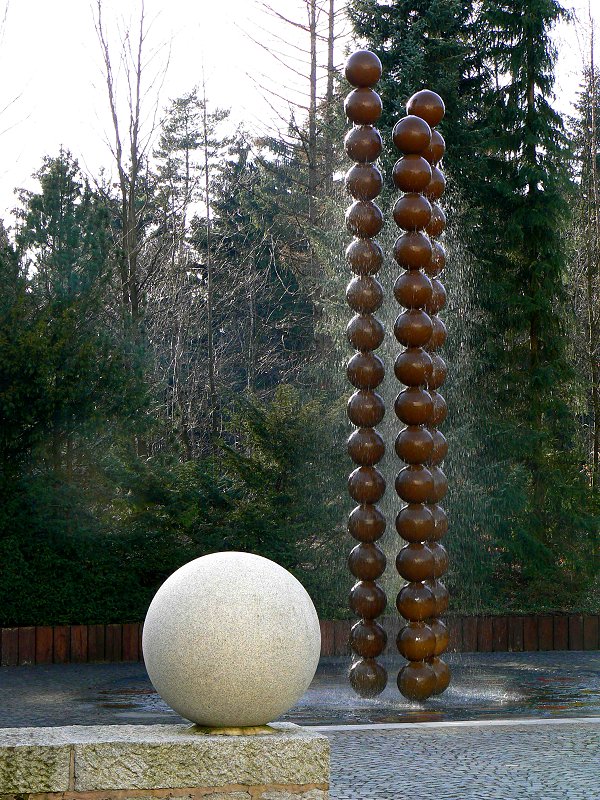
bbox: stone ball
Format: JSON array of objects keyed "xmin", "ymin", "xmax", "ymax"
[{"xmin": 142, "ymin": 551, "xmax": 321, "ymax": 728}]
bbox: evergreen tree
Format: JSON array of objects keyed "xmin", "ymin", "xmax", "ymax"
[{"xmin": 473, "ymin": 0, "xmax": 598, "ymax": 604}]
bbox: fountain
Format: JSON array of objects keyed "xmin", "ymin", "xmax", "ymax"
[{"xmin": 344, "ymin": 50, "xmax": 451, "ymax": 701}]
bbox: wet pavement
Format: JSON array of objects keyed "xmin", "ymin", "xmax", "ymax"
[
  {"xmin": 1, "ymin": 651, "xmax": 599, "ymax": 728},
  {"xmin": 2, "ymin": 652, "xmax": 599, "ymax": 799}
]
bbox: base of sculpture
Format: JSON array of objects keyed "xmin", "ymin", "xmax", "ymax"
[{"xmin": 0, "ymin": 722, "xmax": 330, "ymax": 799}]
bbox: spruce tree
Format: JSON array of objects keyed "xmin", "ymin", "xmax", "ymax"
[{"xmin": 475, "ymin": 0, "xmax": 598, "ymax": 604}]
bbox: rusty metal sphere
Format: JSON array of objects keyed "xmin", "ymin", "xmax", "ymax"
[
  {"xmin": 393, "ymin": 193, "xmax": 432, "ymax": 231},
  {"xmin": 427, "ymin": 316, "xmax": 447, "ymax": 351},
  {"xmin": 395, "ymin": 425, "xmax": 434, "ymax": 464},
  {"xmin": 427, "ymin": 504, "xmax": 448, "ymax": 541},
  {"xmin": 396, "ymin": 502, "xmax": 435, "ymax": 542},
  {"xmin": 428, "ymin": 656, "xmax": 451, "ymax": 694},
  {"xmin": 394, "ymin": 309, "xmax": 433, "ymax": 347},
  {"xmin": 397, "ymin": 622, "xmax": 436, "ymax": 661},
  {"xmin": 349, "ymin": 657, "xmax": 387, "ymax": 697},
  {"xmin": 428, "ymin": 543, "xmax": 449, "ymax": 578},
  {"xmin": 425, "ymin": 240, "xmax": 446, "ymax": 278},
  {"xmin": 426, "ymin": 579, "xmax": 449, "ymax": 615},
  {"xmin": 348, "ymin": 542, "xmax": 386, "ymax": 580},
  {"xmin": 345, "ymin": 88, "xmax": 383, "ymax": 124},
  {"xmin": 346, "ymin": 313, "xmax": 385, "ymax": 351},
  {"xmin": 346, "ymin": 276, "xmax": 384, "ymax": 314},
  {"xmin": 347, "ymin": 352, "xmax": 385, "ymax": 389},
  {"xmin": 394, "ymin": 270, "xmax": 433, "ymax": 309},
  {"xmin": 392, "ymin": 155, "xmax": 432, "ymax": 193},
  {"xmin": 406, "ymin": 89, "xmax": 445, "ymax": 127},
  {"xmin": 344, "ymin": 50, "xmax": 382, "ymax": 87},
  {"xmin": 398, "ymin": 659, "xmax": 437, "ymax": 701},
  {"xmin": 425, "ymin": 279, "xmax": 447, "ymax": 315},
  {"xmin": 346, "ymin": 238, "xmax": 383, "ymax": 274},
  {"xmin": 428, "ymin": 619, "xmax": 450, "ymax": 656},
  {"xmin": 393, "ymin": 232, "xmax": 432, "ymax": 270},
  {"xmin": 396, "ymin": 581, "xmax": 436, "ymax": 621},
  {"xmin": 350, "ymin": 619, "xmax": 387, "ymax": 658},
  {"xmin": 394, "ymin": 347, "xmax": 433, "ymax": 386},
  {"xmin": 429, "ymin": 390, "xmax": 448, "ymax": 425},
  {"xmin": 395, "ymin": 387, "xmax": 433, "ymax": 426},
  {"xmin": 424, "ymin": 165, "xmax": 446, "ymax": 201},
  {"xmin": 347, "ymin": 389, "xmax": 385, "ymax": 427},
  {"xmin": 392, "ymin": 115, "xmax": 432, "ymax": 154},
  {"xmin": 344, "ymin": 125, "xmax": 383, "ymax": 163},
  {"xmin": 348, "ymin": 465, "xmax": 386, "ymax": 503},
  {"xmin": 345, "ymin": 200, "xmax": 384, "ymax": 238},
  {"xmin": 345, "ymin": 163, "xmax": 383, "ymax": 201},
  {"xmin": 422, "ymin": 130, "xmax": 446, "ymax": 165},
  {"xmin": 396, "ymin": 543, "xmax": 436, "ymax": 582},
  {"xmin": 347, "ymin": 427, "xmax": 385, "ymax": 466},
  {"xmin": 348, "ymin": 503, "xmax": 386, "ymax": 542},
  {"xmin": 395, "ymin": 464, "xmax": 434, "ymax": 504},
  {"xmin": 425, "ymin": 202, "xmax": 446, "ymax": 237},
  {"xmin": 350, "ymin": 580, "xmax": 387, "ymax": 619}
]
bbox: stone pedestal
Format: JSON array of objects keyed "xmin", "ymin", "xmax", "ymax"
[{"xmin": 0, "ymin": 722, "xmax": 329, "ymax": 800}]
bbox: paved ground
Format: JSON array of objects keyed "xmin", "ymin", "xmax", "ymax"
[
  {"xmin": 2, "ymin": 652, "xmax": 599, "ymax": 798},
  {"xmin": 324, "ymin": 719, "xmax": 600, "ymax": 800}
]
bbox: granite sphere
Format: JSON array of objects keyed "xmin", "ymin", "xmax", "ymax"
[{"xmin": 142, "ymin": 551, "xmax": 321, "ymax": 728}]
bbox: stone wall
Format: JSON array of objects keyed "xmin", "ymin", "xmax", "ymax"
[
  {"xmin": 1, "ymin": 614, "xmax": 598, "ymax": 666},
  {"xmin": 0, "ymin": 723, "xmax": 329, "ymax": 800}
]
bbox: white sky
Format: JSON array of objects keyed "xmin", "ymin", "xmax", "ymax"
[{"xmin": 0, "ymin": 0, "xmax": 595, "ymax": 224}]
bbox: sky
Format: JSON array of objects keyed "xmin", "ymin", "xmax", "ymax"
[{"xmin": 0, "ymin": 0, "xmax": 596, "ymax": 224}]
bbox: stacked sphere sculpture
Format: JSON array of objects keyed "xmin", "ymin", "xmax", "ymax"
[
  {"xmin": 344, "ymin": 50, "xmax": 451, "ymax": 702},
  {"xmin": 393, "ymin": 89, "xmax": 450, "ymax": 701},
  {"xmin": 343, "ymin": 50, "xmax": 388, "ymax": 698}
]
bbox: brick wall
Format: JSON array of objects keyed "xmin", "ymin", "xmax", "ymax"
[{"xmin": 0, "ymin": 615, "xmax": 598, "ymax": 666}]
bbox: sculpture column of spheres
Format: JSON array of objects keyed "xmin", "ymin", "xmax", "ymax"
[
  {"xmin": 343, "ymin": 50, "xmax": 388, "ymax": 699},
  {"xmin": 391, "ymin": 89, "xmax": 451, "ymax": 701}
]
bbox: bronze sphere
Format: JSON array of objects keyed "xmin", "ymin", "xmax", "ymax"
[
  {"xmin": 393, "ymin": 193, "xmax": 432, "ymax": 231},
  {"xmin": 395, "ymin": 464, "xmax": 434, "ymax": 504},
  {"xmin": 345, "ymin": 163, "xmax": 383, "ymax": 201},
  {"xmin": 392, "ymin": 114, "xmax": 432, "ymax": 154},
  {"xmin": 345, "ymin": 88, "xmax": 383, "ymax": 125},
  {"xmin": 348, "ymin": 542, "xmax": 386, "ymax": 581},
  {"xmin": 349, "ymin": 657, "xmax": 388, "ymax": 697},
  {"xmin": 350, "ymin": 619, "xmax": 387, "ymax": 658},
  {"xmin": 347, "ymin": 426, "xmax": 385, "ymax": 466},
  {"xmin": 344, "ymin": 50, "xmax": 382, "ymax": 88},
  {"xmin": 348, "ymin": 503, "xmax": 386, "ymax": 542},
  {"xmin": 346, "ymin": 200, "xmax": 384, "ymax": 238},
  {"xmin": 348, "ymin": 465, "xmax": 386, "ymax": 503},
  {"xmin": 398, "ymin": 659, "xmax": 437, "ymax": 701},
  {"xmin": 394, "ymin": 347, "xmax": 433, "ymax": 386},
  {"xmin": 406, "ymin": 89, "xmax": 445, "ymax": 127},
  {"xmin": 350, "ymin": 580, "xmax": 387, "ymax": 619},
  {"xmin": 392, "ymin": 155, "xmax": 432, "ymax": 193},
  {"xmin": 395, "ymin": 425, "xmax": 435, "ymax": 464},
  {"xmin": 396, "ymin": 502, "xmax": 435, "ymax": 542},
  {"xmin": 394, "ymin": 309, "xmax": 434, "ymax": 348},
  {"xmin": 394, "ymin": 270, "xmax": 433, "ymax": 309},
  {"xmin": 347, "ymin": 389, "xmax": 385, "ymax": 427},
  {"xmin": 347, "ymin": 352, "xmax": 385, "ymax": 389},
  {"xmin": 347, "ymin": 313, "xmax": 385, "ymax": 352},
  {"xmin": 344, "ymin": 125, "xmax": 383, "ymax": 163},
  {"xmin": 397, "ymin": 622, "xmax": 436, "ymax": 661},
  {"xmin": 346, "ymin": 238, "xmax": 384, "ymax": 275},
  {"xmin": 346, "ymin": 275, "xmax": 384, "ymax": 314}
]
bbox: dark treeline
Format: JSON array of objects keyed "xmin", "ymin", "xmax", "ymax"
[{"xmin": 0, "ymin": 0, "xmax": 598, "ymax": 625}]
